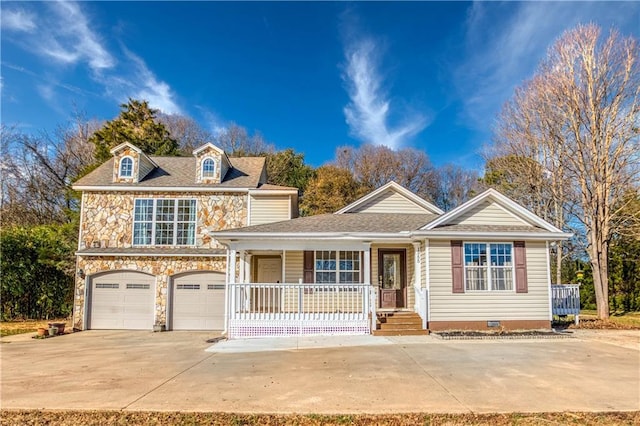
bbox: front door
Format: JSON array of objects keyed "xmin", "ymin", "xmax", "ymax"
[
  {"xmin": 256, "ymin": 257, "xmax": 282, "ymax": 283},
  {"xmin": 378, "ymin": 250, "xmax": 406, "ymax": 309}
]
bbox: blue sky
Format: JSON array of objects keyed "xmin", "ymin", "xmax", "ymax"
[{"xmin": 2, "ymin": 2, "xmax": 639, "ymax": 169}]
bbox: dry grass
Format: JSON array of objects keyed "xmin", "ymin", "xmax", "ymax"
[
  {"xmin": 0, "ymin": 318, "xmax": 72, "ymax": 337},
  {"xmin": 573, "ymin": 311, "xmax": 640, "ymax": 330},
  {"xmin": 1, "ymin": 410, "xmax": 638, "ymax": 426}
]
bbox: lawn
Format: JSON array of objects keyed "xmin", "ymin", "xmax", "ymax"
[
  {"xmin": 0, "ymin": 318, "xmax": 72, "ymax": 337},
  {"xmin": 1, "ymin": 410, "xmax": 638, "ymax": 426}
]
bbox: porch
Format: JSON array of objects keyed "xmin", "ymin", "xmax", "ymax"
[{"xmin": 551, "ymin": 284, "xmax": 581, "ymax": 324}]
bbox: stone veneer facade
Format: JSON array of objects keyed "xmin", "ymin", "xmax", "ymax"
[
  {"xmin": 80, "ymin": 191, "xmax": 246, "ymax": 250},
  {"xmin": 74, "ymin": 256, "xmax": 227, "ymax": 330},
  {"xmin": 75, "ymin": 189, "xmax": 248, "ymax": 331}
]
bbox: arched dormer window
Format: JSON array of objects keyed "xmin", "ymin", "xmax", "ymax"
[
  {"xmin": 119, "ymin": 156, "xmax": 134, "ymax": 178},
  {"xmin": 202, "ymin": 157, "xmax": 215, "ymax": 178}
]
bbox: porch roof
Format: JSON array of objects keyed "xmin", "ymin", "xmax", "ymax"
[{"xmin": 214, "ymin": 213, "xmax": 439, "ymax": 238}]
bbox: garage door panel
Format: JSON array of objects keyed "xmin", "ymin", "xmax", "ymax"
[
  {"xmin": 90, "ymin": 272, "xmax": 154, "ymax": 330},
  {"xmin": 172, "ymin": 272, "xmax": 225, "ymax": 330}
]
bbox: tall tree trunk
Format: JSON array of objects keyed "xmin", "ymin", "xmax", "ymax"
[
  {"xmin": 555, "ymin": 240, "xmax": 563, "ymax": 284},
  {"xmin": 589, "ymin": 228, "xmax": 610, "ymax": 319}
]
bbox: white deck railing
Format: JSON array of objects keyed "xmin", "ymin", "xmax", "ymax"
[
  {"xmin": 551, "ymin": 284, "xmax": 580, "ymax": 320},
  {"xmin": 227, "ymin": 283, "xmax": 373, "ymax": 338}
]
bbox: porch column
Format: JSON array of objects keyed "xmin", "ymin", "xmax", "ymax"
[
  {"xmin": 228, "ymin": 249, "xmax": 237, "ymax": 284},
  {"xmin": 413, "ymin": 242, "xmax": 421, "ymax": 288},
  {"xmin": 239, "ymin": 250, "xmax": 246, "ymax": 284},
  {"xmin": 244, "ymin": 254, "xmax": 252, "ymax": 283},
  {"xmin": 363, "ymin": 246, "xmax": 371, "ymax": 284}
]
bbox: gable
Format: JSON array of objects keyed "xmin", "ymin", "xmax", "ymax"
[
  {"xmin": 351, "ymin": 190, "xmax": 432, "ymax": 214},
  {"xmin": 336, "ymin": 181, "xmax": 443, "ymax": 215},
  {"xmin": 453, "ymin": 200, "xmax": 532, "ymax": 227}
]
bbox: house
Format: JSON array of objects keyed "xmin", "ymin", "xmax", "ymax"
[
  {"xmin": 73, "ymin": 144, "xmax": 571, "ymax": 337},
  {"xmin": 212, "ymin": 181, "xmax": 571, "ymax": 337},
  {"xmin": 72, "ymin": 142, "xmax": 298, "ymax": 331}
]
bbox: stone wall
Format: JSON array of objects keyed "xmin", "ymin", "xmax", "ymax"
[
  {"xmin": 80, "ymin": 191, "xmax": 247, "ymax": 249},
  {"xmin": 74, "ymin": 255, "xmax": 227, "ymax": 330}
]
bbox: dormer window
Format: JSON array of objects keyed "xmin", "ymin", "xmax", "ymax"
[
  {"xmin": 119, "ymin": 156, "xmax": 134, "ymax": 178},
  {"xmin": 202, "ymin": 158, "xmax": 215, "ymax": 178}
]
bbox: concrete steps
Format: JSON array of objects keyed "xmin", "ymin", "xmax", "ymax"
[{"xmin": 373, "ymin": 312, "xmax": 429, "ymax": 336}]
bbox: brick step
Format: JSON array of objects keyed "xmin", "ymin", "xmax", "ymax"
[
  {"xmin": 373, "ymin": 329, "xmax": 430, "ymax": 336},
  {"xmin": 377, "ymin": 322, "xmax": 425, "ymax": 330}
]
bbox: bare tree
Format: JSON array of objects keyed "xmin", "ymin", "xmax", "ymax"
[
  {"xmin": 214, "ymin": 123, "xmax": 274, "ymax": 156},
  {"xmin": 491, "ymin": 24, "xmax": 639, "ymax": 318},
  {"xmin": 336, "ymin": 144, "xmax": 438, "ymax": 202},
  {"xmin": 1, "ymin": 115, "xmax": 99, "ymax": 226},
  {"xmin": 434, "ymin": 164, "xmax": 481, "ymax": 211},
  {"xmin": 157, "ymin": 113, "xmax": 214, "ymax": 154}
]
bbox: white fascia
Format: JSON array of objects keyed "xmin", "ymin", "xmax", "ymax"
[
  {"xmin": 413, "ymin": 230, "xmax": 573, "ymax": 240},
  {"xmin": 248, "ymin": 189, "xmax": 299, "ymax": 195},
  {"xmin": 72, "ymin": 186, "xmax": 253, "ymax": 193}
]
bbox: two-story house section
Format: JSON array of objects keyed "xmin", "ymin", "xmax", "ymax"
[{"xmin": 72, "ymin": 142, "xmax": 298, "ymax": 332}]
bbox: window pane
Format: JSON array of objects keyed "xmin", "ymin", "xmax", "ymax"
[
  {"xmin": 465, "ymin": 267, "xmax": 487, "ymax": 290},
  {"xmin": 491, "ymin": 268, "xmax": 513, "ymax": 290},
  {"xmin": 120, "ymin": 157, "xmax": 133, "ymax": 177},
  {"xmin": 202, "ymin": 158, "xmax": 215, "ymax": 177},
  {"xmin": 133, "ymin": 200, "xmax": 153, "ymax": 245}
]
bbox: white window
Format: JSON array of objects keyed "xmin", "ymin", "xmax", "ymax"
[
  {"xmin": 315, "ymin": 251, "xmax": 360, "ymax": 284},
  {"xmin": 133, "ymin": 199, "xmax": 196, "ymax": 246},
  {"xmin": 464, "ymin": 243, "xmax": 513, "ymax": 291},
  {"xmin": 202, "ymin": 158, "xmax": 215, "ymax": 178},
  {"xmin": 119, "ymin": 156, "xmax": 133, "ymax": 177}
]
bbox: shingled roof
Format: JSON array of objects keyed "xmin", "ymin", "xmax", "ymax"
[
  {"xmin": 74, "ymin": 156, "xmax": 268, "ymax": 189},
  {"xmin": 214, "ymin": 213, "xmax": 440, "ymax": 236}
]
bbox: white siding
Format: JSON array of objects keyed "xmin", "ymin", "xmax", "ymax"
[
  {"xmin": 284, "ymin": 250, "xmax": 304, "ymax": 283},
  {"xmin": 250, "ymin": 195, "xmax": 291, "ymax": 225},
  {"xmin": 456, "ymin": 200, "xmax": 531, "ymax": 226},
  {"xmin": 428, "ymin": 240, "xmax": 549, "ymax": 321},
  {"xmin": 352, "ymin": 190, "xmax": 430, "ymax": 214}
]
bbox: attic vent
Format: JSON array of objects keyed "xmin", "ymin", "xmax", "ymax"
[
  {"xmin": 126, "ymin": 283, "xmax": 150, "ymax": 290},
  {"xmin": 208, "ymin": 284, "xmax": 225, "ymax": 290},
  {"xmin": 177, "ymin": 284, "xmax": 200, "ymax": 290},
  {"xmin": 96, "ymin": 283, "xmax": 119, "ymax": 289}
]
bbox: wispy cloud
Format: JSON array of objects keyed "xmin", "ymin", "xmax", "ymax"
[
  {"xmin": 341, "ymin": 19, "xmax": 428, "ymax": 149},
  {"xmin": 1, "ymin": 9, "xmax": 36, "ymax": 33},
  {"xmin": 454, "ymin": 1, "xmax": 640, "ymax": 130},
  {"xmin": 110, "ymin": 49, "xmax": 182, "ymax": 115},
  {"xmin": 42, "ymin": 1, "xmax": 114, "ymax": 72},
  {"xmin": 2, "ymin": 1, "xmax": 182, "ymax": 115}
]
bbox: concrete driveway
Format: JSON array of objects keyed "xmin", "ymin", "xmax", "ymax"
[{"xmin": 1, "ymin": 330, "xmax": 638, "ymax": 413}]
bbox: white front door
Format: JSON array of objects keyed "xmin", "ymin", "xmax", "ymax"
[{"xmin": 257, "ymin": 257, "xmax": 282, "ymax": 283}]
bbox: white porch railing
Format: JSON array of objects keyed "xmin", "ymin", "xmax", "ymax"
[
  {"xmin": 227, "ymin": 283, "xmax": 373, "ymax": 338},
  {"xmin": 414, "ymin": 286, "xmax": 428, "ymax": 329},
  {"xmin": 551, "ymin": 284, "xmax": 580, "ymax": 321}
]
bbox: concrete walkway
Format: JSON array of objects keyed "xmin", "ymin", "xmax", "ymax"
[{"xmin": 1, "ymin": 330, "xmax": 638, "ymax": 413}]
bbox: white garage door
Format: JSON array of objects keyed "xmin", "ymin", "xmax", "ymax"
[
  {"xmin": 171, "ymin": 272, "xmax": 225, "ymax": 330},
  {"xmin": 90, "ymin": 271, "xmax": 155, "ymax": 330}
]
